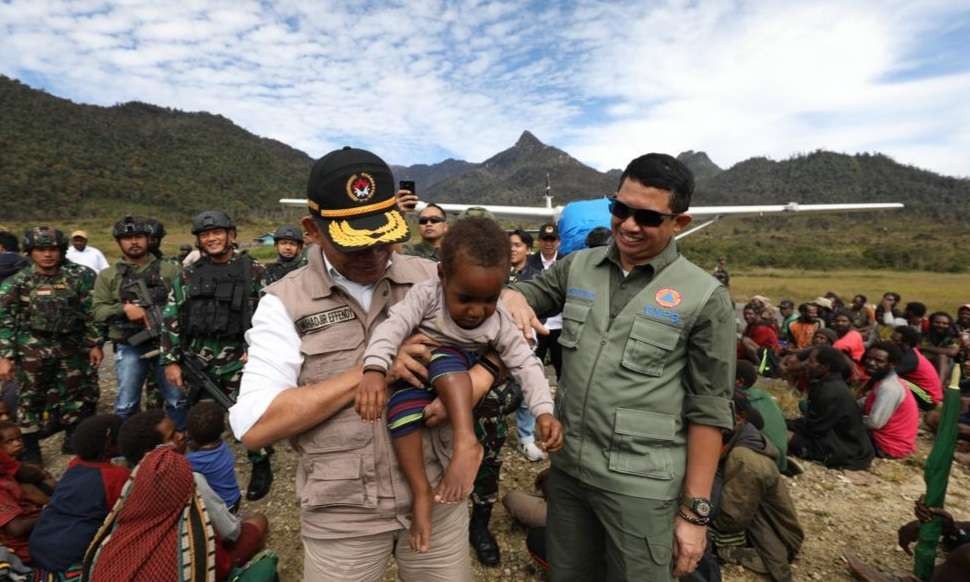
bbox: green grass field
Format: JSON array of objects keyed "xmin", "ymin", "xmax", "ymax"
[{"xmin": 730, "ymin": 268, "xmax": 970, "ymax": 313}]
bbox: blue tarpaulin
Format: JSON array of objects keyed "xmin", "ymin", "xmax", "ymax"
[{"xmin": 557, "ymin": 197, "xmax": 611, "ymax": 255}]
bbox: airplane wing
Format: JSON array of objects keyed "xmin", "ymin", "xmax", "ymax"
[{"xmin": 280, "ymin": 197, "xmax": 902, "ymax": 249}]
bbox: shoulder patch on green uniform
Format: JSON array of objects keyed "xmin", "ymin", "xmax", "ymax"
[{"xmin": 295, "ymin": 306, "xmax": 357, "ymax": 335}]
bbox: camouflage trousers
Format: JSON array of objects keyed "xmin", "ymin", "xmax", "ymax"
[
  {"xmin": 471, "ymin": 379, "xmax": 524, "ymax": 507},
  {"xmin": 15, "ymin": 340, "xmax": 98, "ymax": 433}
]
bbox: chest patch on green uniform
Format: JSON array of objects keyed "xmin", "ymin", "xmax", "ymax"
[{"xmin": 296, "ymin": 306, "xmax": 357, "ymax": 335}]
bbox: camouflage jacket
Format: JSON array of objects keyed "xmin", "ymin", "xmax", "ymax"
[
  {"xmin": 400, "ymin": 240, "xmax": 440, "ymax": 262},
  {"xmin": 0, "ymin": 262, "xmax": 100, "ymax": 359},
  {"xmin": 160, "ymin": 252, "xmax": 264, "ymax": 369}
]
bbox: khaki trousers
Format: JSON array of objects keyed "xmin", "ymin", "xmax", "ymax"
[
  {"xmin": 302, "ymin": 502, "xmax": 471, "ymax": 582},
  {"xmin": 546, "ymin": 467, "xmax": 676, "ymax": 582}
]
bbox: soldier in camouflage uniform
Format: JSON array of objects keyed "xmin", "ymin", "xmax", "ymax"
[
  {"xmin": 160, "ymin": 210, "xmax": 275, "ymax": 501},
  {"xmin": 262, "ymin": 224, "xmax": 307, "ymax": 285},
  {"xmin": 0, "ymin": 227, "xmax": 103, "ymax": 464}
]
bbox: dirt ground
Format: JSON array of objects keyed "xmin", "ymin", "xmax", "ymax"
[{"xmin": 39, "ymin": 350, "xmax": 970, "ymax": 581}]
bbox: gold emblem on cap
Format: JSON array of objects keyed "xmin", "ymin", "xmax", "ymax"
[
  {"xmin": 328, "ymin": 210, "xmax": 408, "ymax": 248},
  {"xmin": 346, "ymin": 173, "xmax": 377, "ymax": 203}
]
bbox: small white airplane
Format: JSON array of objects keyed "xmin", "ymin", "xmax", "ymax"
[{"xmin": 281, "ymin": 194, "xmax": 903, "ymax": 250}]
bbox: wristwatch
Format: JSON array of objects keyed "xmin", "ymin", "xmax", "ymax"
[{"xmin": 679, "ymin": 497, "xmax": 713, "ymax": 526}]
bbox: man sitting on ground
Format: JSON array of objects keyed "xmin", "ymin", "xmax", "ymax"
[
  {"xmin": 787, "ymin": 347, "xmax": 874, "ymax": 470},
  {"xmin": 892, "ymin": 325, "xmax": 942, "ymax": 410},
  {"xmin": 712, "ymin": 395, "xmax": 804, "ymax": 581},
  {"xmin": 778, "ymin": 300, "xmax": 797, "ymax": 345},
  {"xmin": 849, "ymin": 294, "xmax": 875, "ymax": 336},
  {"xmin": 735, "ymin": 361, "xmax": 788, "ymax": 473},
  {"xmin": 903, "ymin": 302, "xmax": 929, "ymax": 333},
  {"xmin": 920, "ymin": 311, "xmax": 960, "ymax": 381},
  {"xmin": 788, "ymin": 303, "xmax": 823, "ymax": 350},
  {"xmin": 860, "ymin": 342, "xmax": 919, "ymax": 459}
]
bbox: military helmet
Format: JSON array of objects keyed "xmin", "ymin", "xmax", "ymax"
[
  {"xmin": 191, "ymin": 210, "xmax": 234, "ymax": 235},
  {"xmin": 23, "ymin": 226, "xmax": 68, "ymax": 253},
  {"xmin": 146, "ymin": 218, "xmax": 166, "ymax": 240},
  {"xmin": 112, "ymin": 215, "xmax": 154, "ymax": 239},
  {"xmin": 273, "ymin": 224, "xmax": 303, "ymax": 243}
]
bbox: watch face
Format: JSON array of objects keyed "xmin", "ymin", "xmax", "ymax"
[{"xmin": 693, "ymin": 499, "xmax": 712, "ymax": 517}]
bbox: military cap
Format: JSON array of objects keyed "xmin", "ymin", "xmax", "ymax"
[{"xmin": 306, "ymin": 147, "xmax": 409, "ymax": 252}]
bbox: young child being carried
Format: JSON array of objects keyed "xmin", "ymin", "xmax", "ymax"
[{"xmin": 357, "ymin": 217, "xmax": 563, "ymax": 553}]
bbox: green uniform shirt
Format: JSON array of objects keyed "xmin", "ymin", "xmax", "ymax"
[
  {"xmin": 92, "ymin": 256, "xmax": 181, "ymax": 341},
  {"xmin": 160, "ymin": 252, "xmax": 264, "ymax": 374},
  {"xmin": 400, "ymin": 240, "xmax": 440, "ymax": 262},
  {"xmin": 512, "ymin": 241, "xmax": 735, "ymax": 426},
  {"xmin": 744, "ymin": 386, "xmax": 789, "ymax": 471},
  {"xmin": 0, "ymin": 262, "xmax": 100, "ymax": 359}
]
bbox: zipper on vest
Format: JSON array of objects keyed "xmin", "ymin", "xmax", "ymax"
[{"xmin": 576, "ymin": 319, "xmax": 613, "ymax": 471}]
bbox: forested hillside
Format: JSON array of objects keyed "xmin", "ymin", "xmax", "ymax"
[{"xmin": 3, "ymin": 75, "xmax": 968, "ymax": 222}]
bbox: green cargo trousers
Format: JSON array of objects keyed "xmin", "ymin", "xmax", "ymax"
[{"xmin": 546, "ymin": 467, "xmax": 676, "ymax": 582}]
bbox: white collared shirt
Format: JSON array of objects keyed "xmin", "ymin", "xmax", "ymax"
[
  {"xmin": 540, "ymin": 251, "xmax": 563, "ymax": 330},
  {"xmin": 66, "ymin": 245, "xmax": 109, "ymax": 273}
]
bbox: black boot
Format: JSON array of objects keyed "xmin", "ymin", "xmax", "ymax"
[
  {"xmin": 21, "ymin": 432, "xmax": 43, "ymax": 466},
  {"xmin": 61, "ymin": 425, "xmax": 76, "ymax": 455},
  {"xmin": 469, "ymin": 503, "xmax": 501, "ymax": 567},
  {"xmin": 246, "ymin": 451, "xmax": 273, "ymax": 501}
]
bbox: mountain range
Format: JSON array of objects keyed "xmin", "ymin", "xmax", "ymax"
[{"xmin": 2, "ymin": 74, "xmax": 968, "ymax": 221}]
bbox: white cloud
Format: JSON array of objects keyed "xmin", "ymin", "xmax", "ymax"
[{"xmin": 0, "ymin": 0, "xmax": 967, "ymax": 178}]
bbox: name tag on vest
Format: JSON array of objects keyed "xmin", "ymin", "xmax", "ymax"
[{"xmin": 296, "ymin": 306, "xmax": 357, "ymax": 335}]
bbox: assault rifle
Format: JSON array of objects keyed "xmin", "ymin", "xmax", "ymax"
[
  {"xmin": 127, "ymin": 279, "xmax": 236, "ymax": 411},
  {"xmin": 122, "ymin": 278, "xmax": 164, "ymax": 347},
  {"xmin": 180, "ymin": 352, "xmax": 236, "ymax": 411}
]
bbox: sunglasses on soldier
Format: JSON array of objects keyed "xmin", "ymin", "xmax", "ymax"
[
  {"xmin": 418, "ymin": 216, "xmax": 445, "ymax": 225},
  {"xmin": 608, "ymin": 196, "xmax": 679, "ymax": 228}
]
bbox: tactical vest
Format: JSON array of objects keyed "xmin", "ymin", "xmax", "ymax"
[
  {"xmin": 264, "ymin": 258, "xmax": 301, "ymax": 285},
  {"xmin": 553, "ymin": 248, "xmax": 719, "ymax": 500},
  {"xmin": 115, "ymin": 260, "xmax": 169, "ymax": 341},
  {"xmin": 28, "ymin": 273, "xmax": 83, "ymax": 334},
  {"xmin": 181, "ymin": 256, "xmax": 252, "ymax": 340}
]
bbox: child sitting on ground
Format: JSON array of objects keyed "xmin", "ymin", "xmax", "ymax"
[
  {"xmin": 0, "ymin": 421, "xmax": 54, "ymax": 499},
  {"xmin": 358, "ymin": 217, "xmax": 563, "ymax": 553},
  {"xmin": 28, "ymin": 414, "xmax": 129, "ymax": 574},
  {"xmin": 115, "ymin": 410, "xmax": 268, "ymax": 573},
  {"xmin": 186, "ymin": 401, "xmax": 241, "ymax": 512},
  {"xmin": 0, "ymin": 436, "xmax": 45, "ymax": 564}
]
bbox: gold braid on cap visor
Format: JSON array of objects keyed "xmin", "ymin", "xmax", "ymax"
[{"xmin": 328, "ymin": 211, "xmax": 408, "ymax": 248}]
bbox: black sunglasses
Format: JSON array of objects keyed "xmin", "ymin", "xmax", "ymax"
[
  {"xmin": 608, "ymin": 197, "xmax": 679, "ymax": 227},
  {"xmin": 418, "ymin": 216, "xmax": 445, "ymax": 225}
]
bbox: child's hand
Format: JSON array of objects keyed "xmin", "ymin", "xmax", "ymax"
[
  {"xmin": 535, "ymin": 413, "xmax": 563, "ymax": 453},
  {"xmin": 356, "ymin": 370, "xmax": 388, "ymax": 422}
]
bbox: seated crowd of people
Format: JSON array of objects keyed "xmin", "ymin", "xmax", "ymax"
[{"xmin": 0, "ymin": 403, "xmax": 272, "ymax": 581}]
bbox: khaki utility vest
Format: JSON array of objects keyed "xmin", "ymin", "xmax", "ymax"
[
  {"xmin": 267, "ymin": 248, "xmax": 447, "ymax": 538},
  {"xmin": 553, "ymin": 248, "xmax": 718, "ymax": 500}
]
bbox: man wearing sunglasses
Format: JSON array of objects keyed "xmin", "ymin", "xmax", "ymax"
[
  {"xmin": 402, "ymin": 203, "xmax": 448, "ymax": 261},
  {"xmin": 501, "ymin": 153, "xmax": 735, "ymax": 581}
]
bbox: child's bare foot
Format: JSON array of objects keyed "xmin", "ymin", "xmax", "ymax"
[
  {"xmin": 410, "ymin": 488, "xmax": 433, "ymax": 553},
  {"xmin": 434, "ymin": 439, "xmax": 483, "ymax": 503}
]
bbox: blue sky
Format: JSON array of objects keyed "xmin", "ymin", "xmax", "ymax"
[{"xmin": 2, "ymin": 0, "xmax": 969, "ymax": 177}]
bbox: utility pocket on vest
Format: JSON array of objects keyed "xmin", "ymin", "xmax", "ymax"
[
  {"xmin": 608, "ymin": 408, "xmax": 676, "ymax": 480},
  {"xmin": 621, "ymin": 316, "xmax": 680, "ymax": 376},
  {"xmin": 300, "ymin": 415, "xmax": 377, "ymax": 510},
  {"xmin": 557, "ymin": 301, "xmax": 591, "ymax": 349}
]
